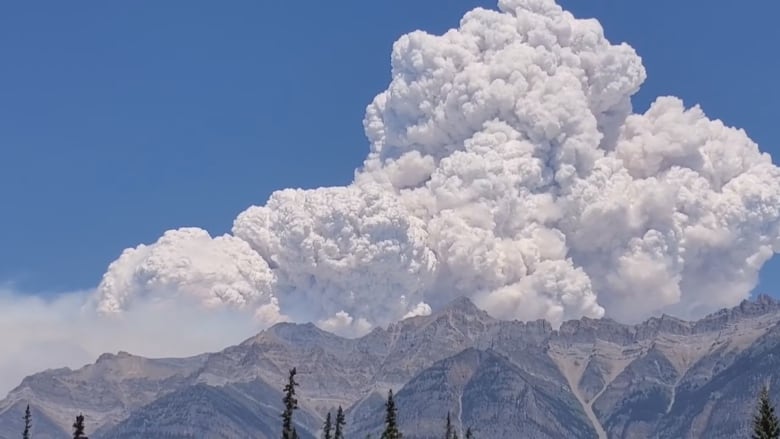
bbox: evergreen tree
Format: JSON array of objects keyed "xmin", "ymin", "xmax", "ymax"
[
  {"xmin": 380, "ymin": 389, "xmax": 402, "ymax": 439},
  {"xmin": 281, "ymin": 368, "xmax": 299, "ymax": 439},
  {"xmin": 323, "ymin": 412, "xmax": 333, "ymax": 439},
  {"xmin": 334, "ymin": 405, "xmax": 346, "ymax": 439},
  {"xmin": 22, "ymin": 404, "xmax": 31, "ymax": 439},
  {"xmin": 444, "ymin": 412, "xmax": 453, "ymax": 439},
  {"xmin": 465, "ymin": 427, "xmax": 473, "ymax": 439},
  {"xmin": 72, "ymin": 413, "xmax": 88, "ymax": 439},
  {"xmin": 753, "ymin": 386, "xmax": 780, "ymax": 439}
]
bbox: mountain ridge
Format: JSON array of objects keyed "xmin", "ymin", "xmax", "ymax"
[{"xmin": 2, "ymin": 295, "xmax": 780, "ymax": 438}]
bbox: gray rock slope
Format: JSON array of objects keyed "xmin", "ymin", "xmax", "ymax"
[
  {"xmin": 0, "ymin": 353, "xmax": 208, "ymax": 439},
  {"xmin": 99, "ymin": 380, "xmax": 318, "ymax": 439},
  {"xmin": 2, "ymin": 296, "xmax": 780, "ymax": 438},
  {"xmin": 347, "ymin": 348, "xmax": 596, "ymax": 438}
]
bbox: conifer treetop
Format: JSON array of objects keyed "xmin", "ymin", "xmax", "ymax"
[
  {"xmin": 323, "ymin": 411, "xmax": 332, "ymax": 439},
  {"xmin": 282, "ymin": 368, "xmax": 299, "ymax": 439},
  {"xmin": 72, "ymin": 413, "xmax": 88, "ymax": 439},
  {"xmin": 335, "ymin": 405, "xmax": 346, "ymax": 439},
  {"xmin": 22, "ymin": 404, "xmax": 31, "ymax": 439},
  {"xmin": 753, "ymin": 386, "xmax": 780, "ymax": 439},
  {"xmin": 380, "ymin": 389, "xmax": 402, "ymax": 439}
]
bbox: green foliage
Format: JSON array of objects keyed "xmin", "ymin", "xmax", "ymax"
[
  {"xmin": 335, "ymin": 405, "xmax": 346, "ymax": 439},
  {"xmin": 22, "ymin": 404, "xmax": 31, "ymax": 439},
  {"xmin": 754, "ymin": 386, "xmax": 780, "ymax": 439},
  {"xmin": 72, "ymin": 413, "xmax": 88, "ymax": 439},
  {"xmin": 323, "ymin": 412, "xmax": 332, "ymax": 439},
  {"xmin": 380, "ymin": 389, "xmax": 402, "ymax": 439},
  {"xmin": 282, "ymin": 368, "xmax": 299, "ymax": 439}
]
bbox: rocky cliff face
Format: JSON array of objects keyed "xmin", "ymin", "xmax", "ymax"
[{"xmin": 2, "ymin": 296, "xmax": 780, "ymax": 439}]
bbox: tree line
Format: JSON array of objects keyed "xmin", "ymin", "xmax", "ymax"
[
  {"xmin": 20, "ymin": 404, "xmax": 87, "ymax": 439},
  {"xmin": 280, "ymin": 367, "xmax": 473, "ymax": 439},
  {"xmin": 14, "ymin": 375, "xmax": 780, "ymax": 437},
  {"xmin": 282, "ymin": 368, "xmax": 780, "ymax": 439}
]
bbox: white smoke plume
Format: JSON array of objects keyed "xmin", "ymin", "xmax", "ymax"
[
  {"xmin": 94, "ymin": 227, "xmax": 284, "ymax": 324},
  {"xmin": 86, "ymin": 0, "xmax": 780, "ymax": 336}
]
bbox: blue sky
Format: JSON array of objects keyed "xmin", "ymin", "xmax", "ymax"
[{"xmin": 1, "ymin": 0, "xmax": 779, "ymax": 296}]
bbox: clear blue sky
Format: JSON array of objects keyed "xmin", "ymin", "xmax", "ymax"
[{"xmin": 1, "ymin": 0, "xmax": 778, "ymax": 295}]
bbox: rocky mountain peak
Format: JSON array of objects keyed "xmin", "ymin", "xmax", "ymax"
[
  {"xmin": 242, "ymin": 321, "xmax": 341, "ymax": 348},
  {"xmin": 5, "ymin": 295, "xmax": 780, "ymax": 439},
  {"xmin": 95, "ymin": 350, "xmax": 136, "ymax": 363},
  {"xmin": 557, "ymin": 317, "xmax": 633, "ymax": 344},
  {"xmin": 438, "ymin": 296, "xmax": 487, "ymax": 317},
  {"xmin": 691, "ymin": 294, "xmax": 780, "ymax": 333}
]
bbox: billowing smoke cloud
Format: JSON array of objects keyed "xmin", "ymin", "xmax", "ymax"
[
  {"xmin": 232, "ymin": 185, "xmax": 437, "ymax": 328},
  {"xmin": 90, "ymin": 0, "xmax": 780, "ymax": 335},
  {"xmin": 94, "ymin": 227, "xmax": 284, "ymax": 325}
]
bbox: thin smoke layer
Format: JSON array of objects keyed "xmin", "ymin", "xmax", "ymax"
[
  {"xmin": 94, "ymin": 0, "xmax": 780, "ymax": 335},
  {"xmin": 0, "ymin": 288, "xmax": 261, "ymax": 398}
]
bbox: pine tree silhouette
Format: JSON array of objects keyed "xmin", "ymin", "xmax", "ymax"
[
  {"xmin": 445, "ymin": 411, "xmax": 453, "ymax": 439},
  {"xmin": 334, "ymin": 405, "xmax": 346, "ymax": 439},
  {"xmin": 753, "ymin": 386, "xmax": 780, "ymax": 439},
  {"xmin": 281, "ymin": 368, "xmax": 299, "ymax": 439},
  {"xmin": 22, "ymin": 404, "xmax": 31, "ymax": 439},
  {"xmin": 380, "ymin": 389, "xmax": 402, "ymax": 439},
  {"xmin": 323, "ymin": 412, "xmax": 332, "ymax": 439},
  {"xmin": 72, "ymin": 413, "xmax": 88, "ymax": 439}
]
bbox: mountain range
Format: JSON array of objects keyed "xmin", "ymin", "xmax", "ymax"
[{"xmin": 2, "ymin": 296, "xmax": 780, "ymax": 438}]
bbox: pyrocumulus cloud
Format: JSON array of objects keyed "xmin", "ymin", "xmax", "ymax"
[{"xmin": 90, "ymin": 0, "xmax": 780, "ymax": 335}]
